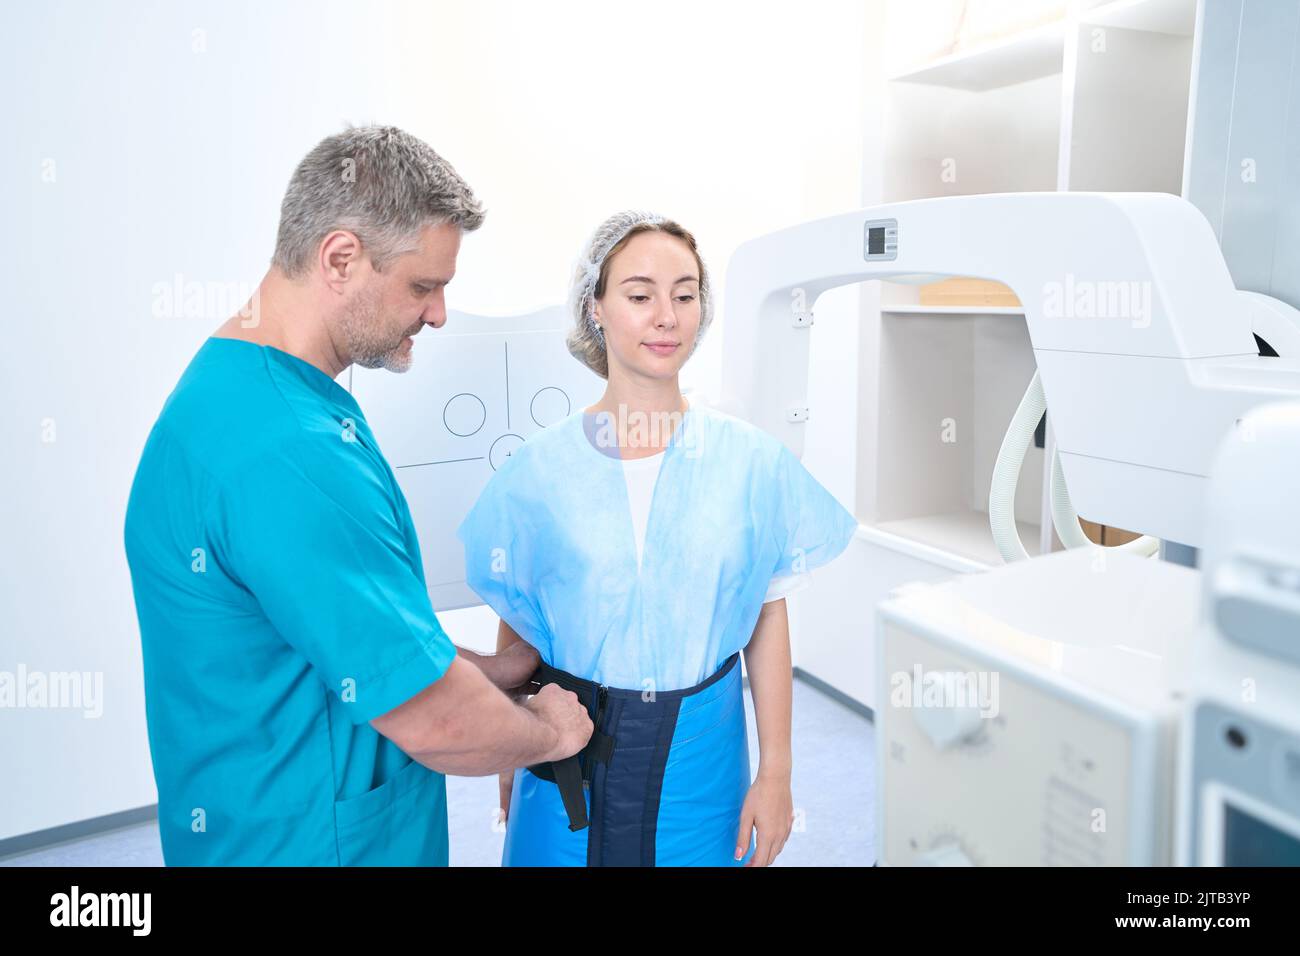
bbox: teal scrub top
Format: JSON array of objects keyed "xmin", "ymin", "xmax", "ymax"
[{"xmin": 124, "ymin": 337, "xmax": 457, "ymax": 866}]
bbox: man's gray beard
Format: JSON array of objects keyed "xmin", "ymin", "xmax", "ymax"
[{"xmin": 339, "ymin": 286, "xmax": 412, "ymax": 374}]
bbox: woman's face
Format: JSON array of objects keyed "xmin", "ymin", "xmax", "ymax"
[{"xmin": 592, "ymin": 230, "xmax": 701, "ymax": 383}]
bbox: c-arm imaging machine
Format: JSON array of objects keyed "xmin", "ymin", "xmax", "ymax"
[
  {"xmin": 719, "ymin": 191, "xmax": 1300, "ymax": 549},
  {"xmin": 720, "ymin": 191, "xmax": 1300, "ymax": 866}
]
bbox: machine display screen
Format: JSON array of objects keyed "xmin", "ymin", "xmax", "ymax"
[
  {"xmin": 863, "ymin": 217, "xmax": 897, "ymax": 260},
  {"xmin": 868, "ymin": 227, "xmax": 886, "ymax": 256},
  {"xmin": 1224, "ymin": 803, "xmax": 1300, "ymax": 865}
]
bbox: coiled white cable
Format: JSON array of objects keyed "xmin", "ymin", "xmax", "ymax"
[
  {"xmin": 1050, "ymin": 447, "xmax": 1160, "ymax": 556},
  {"xmin": 989, "ymin": 371, "xmax": 1047, "ymax": 563},
  {"xmin": 990, "ymin": 371, "xmax": 1159, "ymax": 562}
]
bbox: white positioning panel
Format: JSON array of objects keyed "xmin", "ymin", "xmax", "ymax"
[{"xmin": 350, "ymin": 307, "xmax": 605, "ymax": 611}]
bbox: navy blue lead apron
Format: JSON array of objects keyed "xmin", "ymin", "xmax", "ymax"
[{"xmin": 503, "ymin": 653, "xmax": 754, "ymax": 867}]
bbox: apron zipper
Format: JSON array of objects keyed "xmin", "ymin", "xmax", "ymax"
[{"xmin": 584, "ymin": 684, "xmax": 609, "ymax": 790}]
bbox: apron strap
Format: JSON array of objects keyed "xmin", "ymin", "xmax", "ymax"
[
  {"xmin": 525, "ymin": 665, "xmax": 616, "ymax": 832},
  {"xmin": 549, "ymin": 755, "xmax": 590, "ymax": 832}
]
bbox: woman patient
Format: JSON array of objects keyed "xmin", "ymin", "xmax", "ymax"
[{"xmin": 457, "ymin": 211, "xmax": 857, "ymax": 866}]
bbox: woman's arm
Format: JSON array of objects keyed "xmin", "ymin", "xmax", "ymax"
[
  {"xmin": 736, "ymin": 598, "xmax": 795, "ymax": 866},
  {"xmin": 497, "ymin": 618, "xmax": 524, "ymax": 652},
  {"xmin": 455, "ymin": 617, "xmax": 536, "ymax": 692},
  {"xmin": 496, "ymin": 618, "xmax": 528, "ymax": 820}
]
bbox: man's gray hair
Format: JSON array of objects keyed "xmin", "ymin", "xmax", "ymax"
[{"xmin": 272, "ymin": 125, "xmax": 486, "ymax": 277}]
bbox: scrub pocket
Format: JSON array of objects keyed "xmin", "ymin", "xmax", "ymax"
[{"xmin": 333, "ymin": 757, "xmax": 449, "ymax": 866}]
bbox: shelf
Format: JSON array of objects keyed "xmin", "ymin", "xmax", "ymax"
[
  {"xmin": 887, "ymin": 21, "xmax": 1066, "ymax": 91},
  {"xmin": 881, "ymin": 304, "xmax": 1026, "ymax": 316},
  {"xmin": 1081, "ymin": 0, "xmax": 1196, "ymax": 37},
  {"xmin": 872, "ymin": 511, "xmax": 1045, "ymax": 568}
]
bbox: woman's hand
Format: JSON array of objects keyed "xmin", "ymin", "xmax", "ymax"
[
  {"xmin": 735, "ymin": 771, "xmax": 794, "ymax": 866},
  {"xmin": 738, "ymin": 602, "xmax": 795, "ymax": 867}
]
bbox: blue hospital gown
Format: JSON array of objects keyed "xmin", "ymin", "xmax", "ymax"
[
  {"xmin": 457, "ymin": 404, "xmax": 857, "ymax": 866},
  {"xmin": 458, "ymin": 404, "xmax": 858, "ymax": 691}
]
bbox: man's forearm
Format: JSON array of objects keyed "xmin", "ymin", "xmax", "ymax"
[{"xmin": 407, "ymin": 667, "xmax": 558, "ymax": 776}]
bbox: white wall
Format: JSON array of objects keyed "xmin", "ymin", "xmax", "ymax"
[
  {"xmin": 1184, "ymin": 0, "xmax": 1300, "ymax": 312},
  {"xmin": 0, "ymin": 0, "xmax": 871, "ymax": 841}
]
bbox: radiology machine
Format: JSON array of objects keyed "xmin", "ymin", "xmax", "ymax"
[
  {"xmin": 718, "ymin": 192, "xmax": 1300, "ymax": 550},
  {"xmin": 716, "ymin": 191, "xmax": 1300, "ymax": 865},
  {"xmin": 1177, "ymin": 402, "xmax": 1300, "ymax": 866},
  {"xmin": 872, "ymin": 401, "xmax": 1300, "ymax": 866}
]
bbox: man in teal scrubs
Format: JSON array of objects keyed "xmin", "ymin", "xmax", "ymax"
[{"xmin": 124, "ymin": 126, "xmax": 591, "ymax": 866}]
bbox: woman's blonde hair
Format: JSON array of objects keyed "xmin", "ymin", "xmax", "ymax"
[{"xmin": 566, "ymin": 212, "xmax": 713, "ymax": 379}]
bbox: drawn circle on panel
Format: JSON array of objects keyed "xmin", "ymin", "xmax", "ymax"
[
  {"xmin": 489, "ymin": 433, "xmax": 525, "ymax": 470},
  {"xmin": 530, "ymin": 387, "xmax": 571, "ymax": 428},
  {"xmin": 443, "ymin": 392, "xmax": 487, "ymax": 437}
]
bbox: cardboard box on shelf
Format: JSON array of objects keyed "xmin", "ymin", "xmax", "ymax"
[
  {"xmin": 918, "ymin": 277, "xmax": 1022, "ymax": 307},
  {"xmin": 1078, "ymin": 517, "xmax": 1143, "ymax": 547}
]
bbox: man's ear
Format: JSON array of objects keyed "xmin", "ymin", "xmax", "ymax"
[{"xmin": 318, "ymin": 230, "xmax": 363, "ymax": 292}]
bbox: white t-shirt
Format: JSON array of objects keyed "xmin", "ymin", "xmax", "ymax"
[{"xmin": 620, "ymin": 449, "xmax": 809, "ymax": 604}]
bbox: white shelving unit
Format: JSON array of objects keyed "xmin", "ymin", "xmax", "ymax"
[
  {"xmin": 886, "ymin": 20, "xmax": 1069, "ymax": 91},
  {"xmin": 881, "ymin": 304, "xmax": 1026, "ymax": 315},
  {"xmin": 798, "ymin": 0, "xmax": 1200, "ymax": 712},
  {"xmin": 865, "ymin": 0, "xmax": 1196, "ymax": 562}
]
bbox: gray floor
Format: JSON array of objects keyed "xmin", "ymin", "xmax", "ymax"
[{"xmin": 1, "ymin": 679, "xmax": 875, "ymax": 867}]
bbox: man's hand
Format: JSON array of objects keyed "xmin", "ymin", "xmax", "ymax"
[
  {"xmin": 525, "ymin": 684, "xmax": 592, "ymax": 763},
  {"xmin": 457, "ymin": 642, "xmax": 540, "ymax": 696}
]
